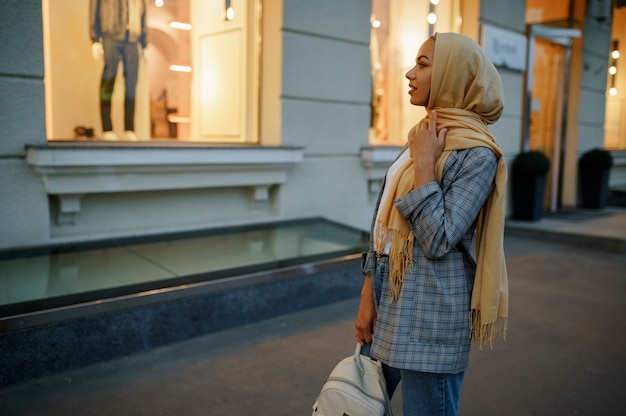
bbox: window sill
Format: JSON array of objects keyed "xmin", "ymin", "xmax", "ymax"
[
  {"xmin": 26, "ymin": 144, "xmax": 304, "ymax": 225},
  {"xmin": 360, "ymin": 146, "xmax": 402, "ymax": 197}
]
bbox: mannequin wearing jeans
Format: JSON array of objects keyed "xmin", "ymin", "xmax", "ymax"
[{"xmin": 90, "ymin": 0, "xmax": 147, "ymax": 140}]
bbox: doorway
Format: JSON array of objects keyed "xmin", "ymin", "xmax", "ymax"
[{"xmin": 524, "ymin": 25, "xmax": 580, "ymax": 212}]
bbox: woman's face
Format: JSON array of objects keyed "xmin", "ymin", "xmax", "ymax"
[{"xmin": 405, "ymin": 38, "xmax": 434, "ymax": 107}]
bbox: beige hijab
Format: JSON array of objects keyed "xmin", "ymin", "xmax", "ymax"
[{"xmin": 374, "ymin": 32, "xmax": 508, "ymax": 346}]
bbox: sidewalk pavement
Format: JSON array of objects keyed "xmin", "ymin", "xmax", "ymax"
[
  {"xmin": 1, "ymin": 208, "xmax": 625, "ymax": 416},
  {"xmin": 504, "ymin": 206, "xmax": 626, "ymax": 254}
]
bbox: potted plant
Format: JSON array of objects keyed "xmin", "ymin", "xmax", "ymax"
[
  {"xmin": 511, "ymin": 150, "xmax": 550, "ymax": 221},
  {"xmin": 579, "ymin": 148, "xmax": 613, "ymax": 209}
]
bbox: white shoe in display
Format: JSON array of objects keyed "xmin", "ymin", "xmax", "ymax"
[
  {"xmin": 122, "ymin": 131, "xmax": 138, "ymax": 141},
  {"xmin": 101, "ymin": 131, "xmax": 119, "ymax": 140}
]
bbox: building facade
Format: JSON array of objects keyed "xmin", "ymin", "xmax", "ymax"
[{"xmin": 0, "ymin": 0, "xmax": 624, "ymax": 252}]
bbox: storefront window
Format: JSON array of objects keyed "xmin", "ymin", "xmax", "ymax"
[
  {"xmin": 604, "ymin": 5, "xmax": 625, "ymax": 150},
  {"xmin": 369, "ymin": 0, "xmax": 465, "ymax": 145},
  {"xmin": 42, "ymin": 0, "xmax": 261, "ymax": 143}
]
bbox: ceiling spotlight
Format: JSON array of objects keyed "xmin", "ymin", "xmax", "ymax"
[
  {"xmin": 169, "ymin": 21, "xmax": 191, "ymax": 31},
  {"xmin": 170, "ymin": 65, "xmax": 192, "ymax": 73}
]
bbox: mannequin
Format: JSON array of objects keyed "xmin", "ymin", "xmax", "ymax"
[{"xmin": 89, "ymin": 0, "xmax": 147, "ymax": 140}]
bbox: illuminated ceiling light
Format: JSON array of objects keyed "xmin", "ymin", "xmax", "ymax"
[
  {"xmin": 167, "ymin": 115, "xmax": 191, "ymax": 123},
  {"xmin": 169, "ymin": 21, "xmax": 192, "ymax": 30},
  {"xmin": 370, "ymin": 14, "xmax": 381, "ymax": 28},
  {"xmin": 155, "ymin": 0, "xmax": 164, "ymax": 7},
  {"xmin": 609, "ymin": 87, "xmax": 618, "ymax": 96},
  {"xmin": 427, "ymin": 13, "xmax": 437, "ymax": 24},
  {"xmin": 225, "ymin": 0, "xmax": 234, "ymax": 20},
  {"xmin": 430, "ymin": 0, "xmax": 440, "ymax": 4},
  {"xmin": 169, "ymin": 65, "xmax": 192, "ymax": 73},
  {"xmin": 609, "ymin": 65, "xmax": 617, "ymax": 75},
  {"xmin": 612, "ymin": 39, "xmax": 620, "ymax": 59}
]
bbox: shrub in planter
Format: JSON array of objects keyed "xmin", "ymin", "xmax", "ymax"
[
  {"xmin": 579, "ymin": 148, "xmax": 613, "ymax": 209},
  {"xmin": 512, "ymin": 151, "xmax": 550, "ymax": 221}
]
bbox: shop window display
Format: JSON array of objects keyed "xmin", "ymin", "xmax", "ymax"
[
  {"xmin": 368, "ymin": 0, "xmax": 465, "ymax": 146},
  {"xmin": 604, "ymin": 6, "xmax": 626, "ymax": 150},
  {"xmin": 43, "ymin": 0, "xmax": 259, "ymax": 143}
]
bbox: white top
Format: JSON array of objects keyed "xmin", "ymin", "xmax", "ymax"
[{"xmin": 375, "ymin": 148, "xmax": 410, "ymax": 254}]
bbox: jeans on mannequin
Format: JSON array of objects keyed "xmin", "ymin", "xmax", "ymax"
[{"xmin": 100, "ymin": 34, "xmax": 139, "ymax": 133}]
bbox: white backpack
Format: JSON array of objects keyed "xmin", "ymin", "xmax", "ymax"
[{"xmin": 312, "ymin": 344, "xmax": 393, "ymax": 416}]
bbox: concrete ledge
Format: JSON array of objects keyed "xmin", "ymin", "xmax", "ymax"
[
  {"xmin": 505, "ymin": 225, "xmax": 625, "ymax": 254},
  {"xmin": 505, "ymin": 214, "xmax": 626, "ymax": 255},
  {"xmin": 25, "ymin": 144, "xmax": 304, "ymax": 226}
]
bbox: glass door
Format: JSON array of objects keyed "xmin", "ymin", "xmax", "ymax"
[{"xmin": 524, "ymin": 25, "xmax": 580, "ymax": 212}]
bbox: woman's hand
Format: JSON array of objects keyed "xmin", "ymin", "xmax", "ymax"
[
  {"xmin": 355, "ymin": 275, "xmax": 377, "ymax": 345},
  {"xmin": 409, "ymin": 109, "xmax": 447, "ymax": 188}
]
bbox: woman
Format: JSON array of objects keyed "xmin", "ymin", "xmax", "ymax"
[{"xmin": 355, "ymin": 32, "xmax": 509, "ymax": 416}]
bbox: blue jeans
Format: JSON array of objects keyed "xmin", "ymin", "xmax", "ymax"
[
  {"xmin": 361, "ymin": 344, "xmax": 464, "ymax": 416},
  {"xmin": 100, "ymin": 35, "xmax": 139, "ymax": 132},
  {"xmin": 364, "ymin": 255, "xmax": 465, "ymax": 415},
  {"xmin": 400, "ymin": 369, "xmax": 465, "ymax": 416}
]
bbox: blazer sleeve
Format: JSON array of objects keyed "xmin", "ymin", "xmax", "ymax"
[{"xmin": 394, "ymin": 147, "xmax": 497, "ymax": 259}]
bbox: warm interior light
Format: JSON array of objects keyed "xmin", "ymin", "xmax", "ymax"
[
  {"xmin": 167, "ymin": 115, "xmax": 191, "ymax": 123},
  {"xmin": 427, "ymin": 13, "xmax": 437, "ymax": 24},
  {"xmin": 225, "ymin": 7, "xmax": 235, "ymax": 20},
  {"xmin": 430, "ymin": 0, "xmax": 440, "ymax": 4},
  {"xmin": 169, "ymin": 65, "xmax": 192, "ymax": 73},
  {"xmin": 612, "ymin": 50, "xmax": 621, "ymax": 60},
  {"xmin": 372, "ymin": 19, "xmax": 381, "ymax": 28},
  {"xmin": 609, "ymin": 65, "xmax": 617, "ymax": 75},
  {"xmin": 609, "ymin": 87, "xmax": 618, "ymax": 96},
  {"xmin": 155, "ymin": 0, "xmax": 164, "ymax": 7},
  {"xmin": 169, "ymin": 21, "xmax": 191, "ymax": 31}
]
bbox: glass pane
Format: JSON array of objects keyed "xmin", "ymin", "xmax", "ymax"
[
  {"xmin": 42, "ymin": 0, "xmax": 258, "ymax": 143},
  {"xmin": 368, "ymin": 0, "xmax": 463, "ymax": 146},
  {"xmin": 148, "ymin": 0, "xmax": 192, "ymax": 140},
  {"xmin": 0, "ymin": 219, "xmax": 368, "ymax": 317},
  {"xmin": 604, "ymin": 6, "xmax": 626, "ymax": 150}
]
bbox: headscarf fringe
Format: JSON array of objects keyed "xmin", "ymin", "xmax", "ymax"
[
  {"xmin": 469, "ymin": 309, "xmax": 508, "ymax": 349},
  {"xmin": 373, "ymin": 221, "xmax": 391, "ymax": 255},
  {"xmin": 374, "ymin": 221, "xmax": 414, "ymax": 302}
]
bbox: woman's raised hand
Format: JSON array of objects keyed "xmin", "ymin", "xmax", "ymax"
[{"xmin": 409, "ymin": 110, "xmax": 447, "ymax": 187}]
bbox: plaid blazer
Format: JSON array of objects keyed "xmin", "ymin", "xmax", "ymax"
[{"xmin": 361, "ymin": 146, "xmax": 497, "ymax": 373}]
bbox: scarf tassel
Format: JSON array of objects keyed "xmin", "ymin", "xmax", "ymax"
[
  {"xmin": 374, "ymin": 223, "xmax": 414, "ymax": 303},
  {"xmin": 469, "ymin": 309, "xmax": 508, "ymax": 349}
]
